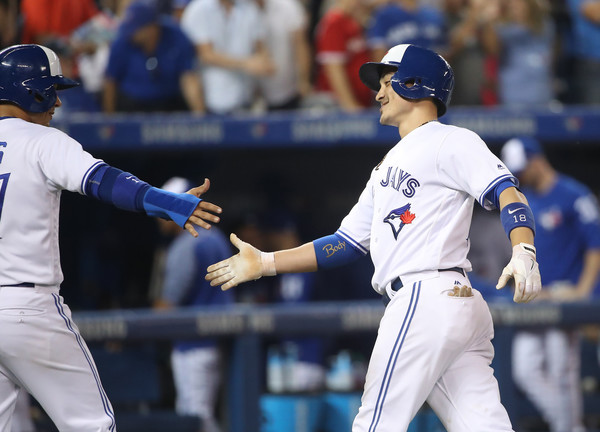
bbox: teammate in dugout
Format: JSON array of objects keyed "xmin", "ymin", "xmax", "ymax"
[
  {"xmin": 501, "ymin": 136, "xmax": 600, "ymax": 432},
  {"xmin": 206, "ymin": 44, "xmax": 542, "ymax": 431},
  {"xmin": 0, "ymin": 44, "xmax": 222, "ymax": 432}
]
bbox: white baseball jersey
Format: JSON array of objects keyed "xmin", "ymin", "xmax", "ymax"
[
  {"xmin": 337, "ymin": 121, "xmax": 515, "ymax": 294},
  {"xmin": 0, "ymin": 118, "xmax": 102, "ymax": 286}
]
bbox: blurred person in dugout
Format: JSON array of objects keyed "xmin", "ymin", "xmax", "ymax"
[
  {"xmin": 501, "ymin": 137, "xmax": 600, "ymax": 432},
  {"xmin": 261, "ymin": 211, "xmax": 326, "ymax": 392},
  {"xmin": 103, "ymin": 0, "xmax": 205, "ymax": 113},
  {"xmin": 313, "ymin": 0, "xmax": 374, "ymax": 112},
  {"xmin": 151, "ymin": 177, "xmax": 233, "ymax": 432},
  {"xmin": 180, "ymin": 0, "xmax": 275, "ymax": 114}
]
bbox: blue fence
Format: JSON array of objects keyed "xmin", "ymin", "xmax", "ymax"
[{"xmin": 53, "ymin": 105, "xmax": 600, "ymax": 152}]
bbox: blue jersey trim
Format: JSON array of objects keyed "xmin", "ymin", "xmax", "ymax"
[
  {"xmin": 52, "ymin": 294, "xmax": 116, "ymax": 431},
  {"xmin": 478, "ymin": 174, "xmax": 516, "ymax": 207},
  {"xmin": 485, "ymin": 179, "xmax": 517, "ymax": 210},
  {"xmin": 368, "ymin": 281, "xmax": 421, "ymax": 432},
  {"xmin": 336, "ymin": 229, "xmax": 369, "ymax": 255},
  {"xmin": 81, "ymin": 161, "xmax": 105, "ymax": 195}
]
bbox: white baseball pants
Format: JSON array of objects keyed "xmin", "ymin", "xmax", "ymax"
[
  {"xmin": 171, "ymin": 347, "xmax": 222, "ymax": 432},
  {"xmin": 352, "ymin": 271, "xmax": 514, "ymax": 432},
  {"xmin": 512, "ymin": 329, "xmax": 584, "ymax": 432},
  {"xmin": 0, "ymin": 286, "xmax": 116, "ymax": 432}
]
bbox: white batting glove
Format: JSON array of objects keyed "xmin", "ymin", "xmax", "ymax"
[
  {"xmin": 205, "ymin": 233, "xmax": 276, "ymax": 291},
  {"xmin": 496, "ymin": 243, "xmax": 541, "ymax": 303}
]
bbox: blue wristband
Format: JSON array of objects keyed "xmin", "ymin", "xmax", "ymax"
[
  {"xmin": 500, "ymin": 202, "xmax": 536, "ymax": 238},
  {"xmin": 313, "ymin": 233, "xmax": 363, "ymax": 269},
  {"xmin": 142, "ymin": 187, "xmax": 201, "ymax": 228}
]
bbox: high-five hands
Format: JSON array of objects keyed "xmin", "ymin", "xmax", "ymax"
[
  {"xmin": 496, "ymin": 243, "xmax": 541, "ymax": 303},
  {"xmin": 184, "ymin": 179, "xmax": 222, "ymax": 237},
  {"xmin": 205, "ymin": 233, "xmax": 276, "ymax": 290}
]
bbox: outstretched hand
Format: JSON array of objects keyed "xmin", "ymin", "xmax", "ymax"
[
  {"xmin": 206, "ymin": 233, "xmax": 268, "ymax": 290},
  {"xmin": 184, "ymin": 179, "xmax": 222, "ymax": 237},
  {"xmin": 496, "ymin": 243, "xmax": 541, "ymax": 303}
]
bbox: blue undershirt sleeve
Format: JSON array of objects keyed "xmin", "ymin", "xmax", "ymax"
[
  {"xmin": 313, "ymin": 233, "xmax": 364, "ymax": 269},
  {"xmin": 84, "ymin": 164, "xmax": 201, "ymax": 228},
  {"xmin": 85, "ymin": 164, "xmax": 149, "ymax": 212},
  {"xmin": 485, "ymin": 179, "xmax": 519, "ymax": 209}
]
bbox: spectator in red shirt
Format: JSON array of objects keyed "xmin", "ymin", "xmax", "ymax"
[
  {"xmin": 314, "ymin": 0, "xmax": 374, "ymax": 112},
  {"xmin": 20, "ymin": 0, "xmax": 99, "ymax": 45}
]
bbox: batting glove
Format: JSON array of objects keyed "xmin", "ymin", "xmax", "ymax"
[
  {"xmin": 205, "ymin": 233, "xmax": 276, "ymax": 291},
  {"xmin": 496, "ymin": 243, "xmax": 541, "ymax": 303}
]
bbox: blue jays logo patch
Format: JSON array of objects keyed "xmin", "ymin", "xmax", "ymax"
[{"xmin": 384, "ymin": 204, "xmax": 416, "ymax": 240}]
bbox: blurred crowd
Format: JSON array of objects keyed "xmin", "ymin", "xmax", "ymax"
[{"xmin": 1, "ymin": 0, "xmax": 600, "ymax": 117}]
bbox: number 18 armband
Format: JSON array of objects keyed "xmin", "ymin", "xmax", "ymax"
[{"xmin": 500, "ymin": 202, "xmax": 536, "ymax": 238}]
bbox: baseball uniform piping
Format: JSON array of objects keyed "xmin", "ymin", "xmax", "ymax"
[
  {"xmin": 368, "ymin": 281, "xmax": 421, "ymax": 432},
  {"xmin": 336, "ymin": 229, "xmax": 369, "ymax": 255},
  {"xmin": 52, "ymin": 293, "xmax": 116, "ymax": 431},
  {"xmin": 478, "ymin": 174, "xmax": 515, "ymax": 207},
  {"xmin": 80, "ymin": 161, "xmax": 105, "ymax": 195}
]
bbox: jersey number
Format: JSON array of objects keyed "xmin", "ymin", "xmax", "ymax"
[
  {"xmin": 0, "ymin": 142, "xmax": 7, "ymax": 223},
  {"xmin": 0, "ymin": 173, "xmax": 9, "ymax": 222}
]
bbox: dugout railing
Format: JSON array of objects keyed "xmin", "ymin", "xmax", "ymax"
[{"xmin": 72, "ymin": 299, "xmax": 600, "ymax": 432}]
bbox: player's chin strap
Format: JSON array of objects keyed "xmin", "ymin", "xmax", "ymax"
[{"xmin": 85, "ymin": 164, "xmax": 200, "ymax": 228}]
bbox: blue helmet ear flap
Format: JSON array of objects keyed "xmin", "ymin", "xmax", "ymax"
[{"xmin": 0, "ymin": 44, "xmax": 79, "ymax": 113}]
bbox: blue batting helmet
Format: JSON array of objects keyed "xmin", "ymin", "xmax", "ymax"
[
  {"xmin": 359, "ymin": 44, "xmax": 454, "ymax": 117},
  {"xmin": 0, "ymin": 44, "xmax": 79, "ymax": 113}
]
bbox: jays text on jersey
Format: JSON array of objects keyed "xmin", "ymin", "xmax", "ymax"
[{"xmin": 336, "ymin": 121, "xmax": 516, "ymax": 294}]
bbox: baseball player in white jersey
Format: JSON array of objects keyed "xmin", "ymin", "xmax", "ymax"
[
  {"xmin": 0, "ymin": 44, "xmax": 222, "ymax": 432},
  {"xmin": 206, "ymin": 44, "xmax": 542, "ymax": 431}
]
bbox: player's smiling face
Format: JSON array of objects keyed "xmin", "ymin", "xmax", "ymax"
[{"xmin": 376, "ymin": 71, "xmax": 413, "ymax": 127}]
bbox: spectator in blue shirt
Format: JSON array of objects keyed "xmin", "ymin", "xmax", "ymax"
[
  {"xmin": 567, "ymin": 0, "xmax": 600, "ymax": 104},
  {"xmin": 103, "ymin": 0, "xmax": 205, "ymax": 113},
  {"xmin": 481, "ymin": 0, "xmax": 556, "ymax": 107},
  {"xmin": 153, "ymin": 177, "xmax": 233, "ymax": 432},
  {"xmin": 367, "ymin": 0, "xmax": 446, "ymax": 63},
  {"xmin": 501, "ymin": 136, "xmax": 600, "ymax": 432}
]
